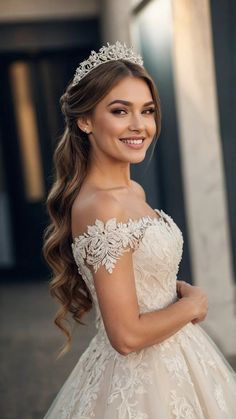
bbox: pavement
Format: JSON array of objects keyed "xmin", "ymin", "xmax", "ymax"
[
  {"xmin": 0, "ymin": 280, "xmax": 96, "ymax": 419},
  {"xmin": 0, "ymin": 280, "xmax": 235, "ymax": 419}
]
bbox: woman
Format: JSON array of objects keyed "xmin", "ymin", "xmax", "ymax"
[{"xmin": 43, "ymin": 42, "xmax": 236, "ymax": 418}]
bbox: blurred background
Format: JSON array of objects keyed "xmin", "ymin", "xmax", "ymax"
[{"xmin": 0, "ymin": 0, "xmax": 235, "ymax": 418}]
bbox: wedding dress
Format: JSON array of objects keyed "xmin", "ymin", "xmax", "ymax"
[{"xmin": 44, "ymin": 209, "xmax": 236, "ymax": 418}]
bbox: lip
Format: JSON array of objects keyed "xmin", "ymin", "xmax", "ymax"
[{"xmin": 119, "ymin": 137, "xmax": 145, "ymax": 149}]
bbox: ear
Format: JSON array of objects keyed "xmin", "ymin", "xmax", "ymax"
[{"xmin": 77, "ymin": 115, "xmax": 92, "ymax": 134}]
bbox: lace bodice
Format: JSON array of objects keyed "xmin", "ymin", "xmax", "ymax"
[{"xmin": 71, "ymin": 209, "xmax": 184, "ymax": 329}]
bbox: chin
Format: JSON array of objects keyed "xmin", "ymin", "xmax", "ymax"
[
  {"xmin": 132, "ymin": 156, "xmax": 146, "ymax": 164},
  {"xmin": 113, "ymin": 149, "xmax": 148, "ymax": 164},
  {"xmin": 127, "ymin": 152, "xmax": 147, "ymax": 164}
]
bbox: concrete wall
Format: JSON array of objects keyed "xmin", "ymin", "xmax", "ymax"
[{"xmin": 172, "ymin": 0, "xmax": 236, "ymax": 355}]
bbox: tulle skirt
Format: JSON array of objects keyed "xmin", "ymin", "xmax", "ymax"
[{"xmin": 43, "ymin": 322, "xmax": 236, "ymax": 419}]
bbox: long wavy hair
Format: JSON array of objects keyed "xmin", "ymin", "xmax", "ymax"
[{"xmin": 43, "ymin": 59, "xmax": 161, "ymax": 357}]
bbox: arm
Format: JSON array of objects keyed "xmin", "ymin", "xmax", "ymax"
[
  {"xmin": 93, "ymin": 250, "xmax": 203, "ymax": 355},
  {"xmin": 72, "ymin": 196, "xmax": 208, "ymax": 356}
]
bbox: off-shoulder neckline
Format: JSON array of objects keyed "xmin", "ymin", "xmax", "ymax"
[{"xmin": 72, "ymin": 208, "xmax": 169, "ymax": 243}]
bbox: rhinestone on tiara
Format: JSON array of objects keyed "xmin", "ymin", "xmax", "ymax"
[{"xmin": 71, "ymin": 41, "xmax": 144, "ymax": 87}]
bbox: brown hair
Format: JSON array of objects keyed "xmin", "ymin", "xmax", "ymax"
[{"xmin": 43, "ymin": 59, "xmax": 161, "ymax": 357}]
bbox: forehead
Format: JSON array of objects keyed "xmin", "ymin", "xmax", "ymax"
[{"xmin": 102, "ymin": 76, "xmax": 153, "ymax": 105}]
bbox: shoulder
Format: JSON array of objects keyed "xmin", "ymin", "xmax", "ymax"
[
  {"xmin": 131, "ymin": 180, "xmax": 146, "ymax": 201},
  {"xmin": 71, "ymin": 190, "xmax": 129, "ymax": 238},
  {"xmin": 71, "ymin": 190, "xmax": 141, "ymax": 274}
]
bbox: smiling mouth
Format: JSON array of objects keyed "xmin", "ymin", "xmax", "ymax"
[{"xmin": 119, "ymin": 138, "xmax": 144, "ymax": 145}]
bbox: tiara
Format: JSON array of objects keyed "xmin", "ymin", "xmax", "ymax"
[{"xmin": 71, "ymin": 41, "xmax": 144, "ymax": 86}]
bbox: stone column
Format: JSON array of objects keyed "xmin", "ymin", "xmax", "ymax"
[
  {"xmin": 100, "ymin": 0, "xmax": 132, "ymax": 44},
  {"xmin": 172, "ymin": 0, "xmax": 236, "ymax": 354}
]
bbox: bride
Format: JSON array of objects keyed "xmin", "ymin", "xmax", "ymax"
[{"xmin": 43, "ymin": 42, "xmax": 236, "ymax": 418}]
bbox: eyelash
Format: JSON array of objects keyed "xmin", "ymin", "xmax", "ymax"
[{"xmin": 111, "ymin": 108, "xmax": 156, "ymax": 115}]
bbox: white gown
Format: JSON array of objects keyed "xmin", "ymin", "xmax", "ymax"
[{"xmin": 44, "ymin": 209, "xmax": 236, "ymax": 418}]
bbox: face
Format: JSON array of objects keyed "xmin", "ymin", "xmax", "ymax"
[{"xmin": 78, "ymin": 76, "xmax": 157, "ymax": 164}]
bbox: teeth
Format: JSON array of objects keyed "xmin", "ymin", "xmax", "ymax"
[{"xmin": 121, "ymin": 139, "xmax": 143, "ymax": 144}]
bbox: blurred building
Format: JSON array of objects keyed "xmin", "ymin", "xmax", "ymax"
[{"xmin": 0, "ymin": 0, "xmax": 235, "ymax": 355}]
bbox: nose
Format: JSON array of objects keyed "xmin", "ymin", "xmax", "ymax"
[{"xmin": 128, "ymin": 113, "xmax": 145, "ymax": 132}]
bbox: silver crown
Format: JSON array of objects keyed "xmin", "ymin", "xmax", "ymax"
[{"xmin": 71, "ymin": 41, "xmax": 144, "ymax": 86}]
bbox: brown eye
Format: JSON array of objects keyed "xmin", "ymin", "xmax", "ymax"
[
  {"xmin": 111, "ymin": 109, "xmax": 127, "ymax": 115},
  {"xmin": 143, "ymin": 108, "xmax": 155, "ymax": 114}
]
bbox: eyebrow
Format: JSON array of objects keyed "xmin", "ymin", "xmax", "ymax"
[{"xmin": 107, "ymin": 99, "xmax": 155, "ymax": 107}]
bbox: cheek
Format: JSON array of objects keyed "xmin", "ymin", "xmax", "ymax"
[
  {"xmin": 149, "ymin": 118, "xmax": 157, "ymax": 135},
  {"xmin": 94, "ymin": 112, "xmax": 126, "ymax": 136}
]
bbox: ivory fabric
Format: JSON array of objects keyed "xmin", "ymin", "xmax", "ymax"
[{"xmin": 44, "ymin": 209, "xmax": 236, "ymax": 418}]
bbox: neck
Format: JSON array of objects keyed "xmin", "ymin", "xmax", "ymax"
[{"xmin": 86, "ymin": 157, "xmax": 132, "ymax": 190}]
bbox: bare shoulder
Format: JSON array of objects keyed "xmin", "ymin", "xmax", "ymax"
[
  {"xmin": 131, "ymin": 180, "xmax": 146, "ymax": 201},
  {"xmin": 71, "ymin": 190, "xmax": 128, "ymax": 238}
]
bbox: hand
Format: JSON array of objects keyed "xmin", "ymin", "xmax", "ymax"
[
  {"xmin": 176, "ymin": 280, "xmax": 208, "ymax": 324},
  {"xmin": 176, "ymin": 280, "xmax": 190, "ymax": 298}
]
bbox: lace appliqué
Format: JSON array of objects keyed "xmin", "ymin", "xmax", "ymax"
[
  {"xmin": 107, "ymin": 350, "xmax": 153, "ymax": 419},
  {"xmin": 71, "ymin": 214, "xmax": 164, "ymax": 274},
  {"xmin": 159, "ymin": 335, "xmax": 203, "ymax": 418},
  {"xmin": 161, "ymin": 353, "xmax": 194, "ymax": 387},
  {"xmin": 59, "ymin": 333, "xmax": 115, "ymax": 419},
  {"xmin": 170, "ymin": 390, "xmax": 199, "ymax": 419},
  {"xmin": 214, "ymin": 383, "xmax": 229, "ymax": 414},
  {"xmin": 159, "ymin": 323, "xmax": 231, "ymax": 417}
]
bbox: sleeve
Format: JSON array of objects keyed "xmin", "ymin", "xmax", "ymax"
[{"xmin": 71, "ymin": 217, "xmax": 143, "ymax": 274}]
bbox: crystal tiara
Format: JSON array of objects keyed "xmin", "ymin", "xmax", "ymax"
[{"xmin": 71, "ymin": 41, "xmax": 144, "ymax": 87}]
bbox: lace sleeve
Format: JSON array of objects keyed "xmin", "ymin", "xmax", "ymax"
[{"xmin": 71, "ymin": 217, "xmax": 145, "ymax": 274}]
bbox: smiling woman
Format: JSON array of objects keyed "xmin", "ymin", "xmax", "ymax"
[
  {"xmin": 43, "ymin": 44, "xmax": 161, "ymax": 357},
  {"xmin": 42, "ymin": 42, "xmax": 236, "ymax": 419}
]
